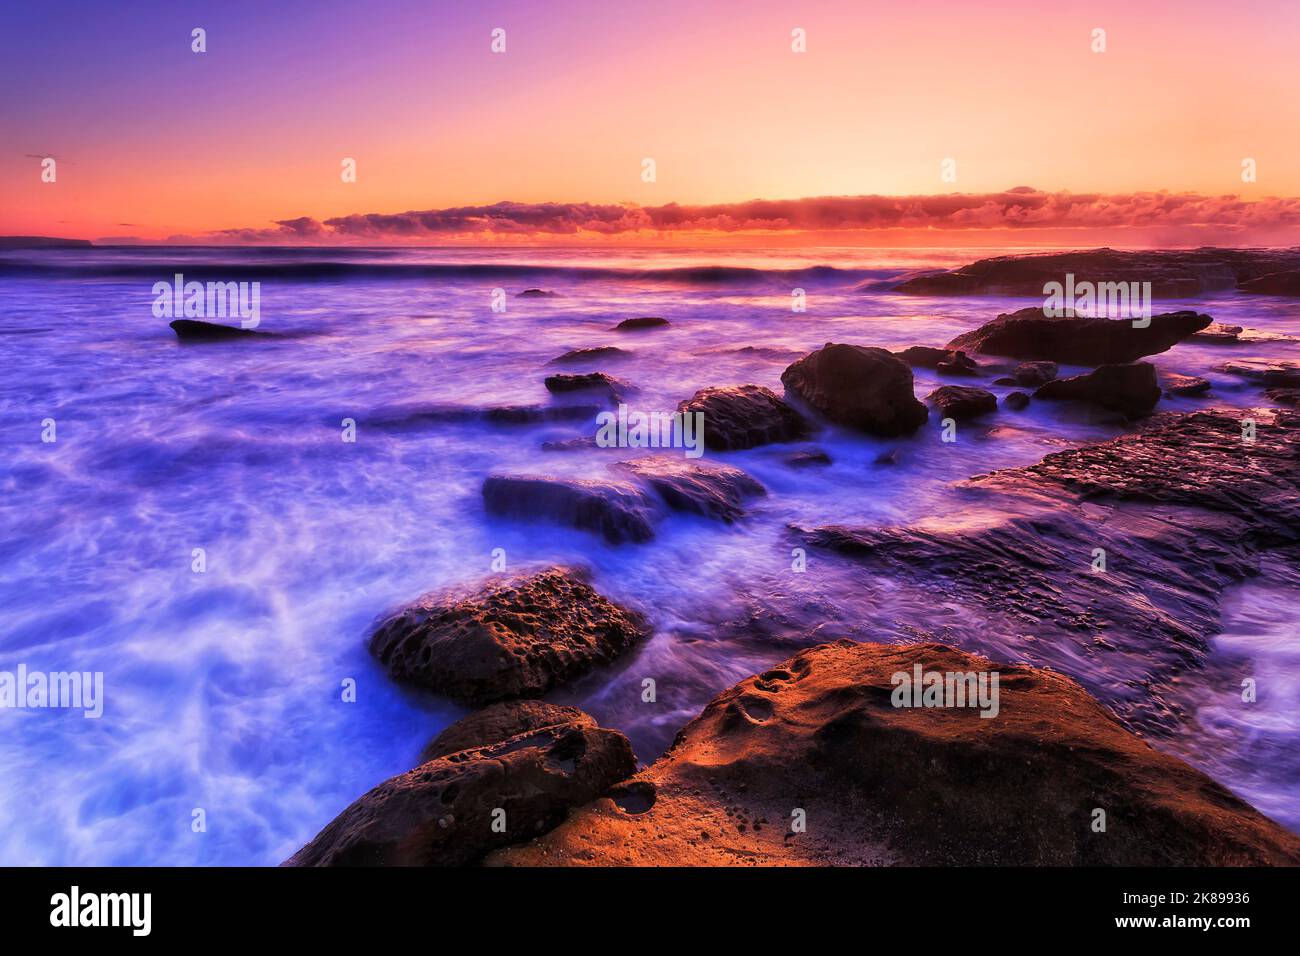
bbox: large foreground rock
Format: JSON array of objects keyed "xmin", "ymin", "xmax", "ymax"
[
  {"xmin": 287, "ymin": 717, "xmax": 636, "ymax": 866},
  {"xmin": 676, "ymin": 384, "xmax": 807, "ymax": 450},
  {"xmin": 369, "ymin": 568, "xmax": 647, "ymax": 704},
  {"xmin": 483, "ymin": 475, "xmax": 658, "ymax": 543},
  {"xmin": 1033, "ymin": 362, "xmax": 1161, "ymax": 417},
  {"xmin": 945, "ymin": 307, "xmax": 1211, "ymax": 364},
  {"xmin": 780, "ymin": 343, "xmax": 928, "ymax": 436},
  {"xmin": 892, "ymin": 247, "xmax": 1300, "ymax": 297},
  {"xmin": 486, "ymin": 641, "xmax": 1300, "ymax": 865}
]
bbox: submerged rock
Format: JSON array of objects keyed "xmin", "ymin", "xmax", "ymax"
[
  {"xmin": 421, "ymin": 700, "xmax": 596, "ymax": 763},
  {"xmin": 548, "ymin": 346, "xmax": 630, "ymax": 365},
  {"xmin": 482, "ymin": 475, "xmax": 658, "ymax": 544},
  {"xmin": 1034, "ymin": 362, "xmax": 1161, "ymax": 417},
  {"xmin": 287, "ymin": 717, "xmax": 635, "ymax": 866},
  {"xmin": 369, "ymin": 567, "xmax": 647, "ymax": 704},
  {"xmin": 946, "ymin": 308, "xmax": 1210, "ymax": 364},
  {"xmin": 784, "ymin": 449, "xmax": 832, "ymax": 468},
  {"xmin": 1003, "ymin": 391, "xmax": 1030, "ymax": 411},
  {"xmin": 611, "ymin": 456, "xmax": 765, "ymax": 523},
  {"xmin": 780, "ymin": 343, "xmax": 928, "ymax": 436},
  {"xmin": 926, "ymin": 385, "xmax": 997, "ymax": 420},
  {"xmin": 369, "ymin": 403, "xmax": 601, "ymax": 429},
  {"xmin": 676, "ymin": 384, "xmax": 807, "ymax": 450},
  {"xmin": 517, "ymin": 289, "xmax": 557, "ymax": 298},
  {"xmin": 893, "ymin": 346, "xmax": 980, "ymax": 376},
  {"xmin": 486, "ymin": 641, "xmax": 1300, "ymax": 865},
  {"xmin": 169, "ymin": 319, "xmax": 268, "ymax": 341},
  {"xmin": 612, "ymin": 317, "xmax": 669, "ymax": 331}
]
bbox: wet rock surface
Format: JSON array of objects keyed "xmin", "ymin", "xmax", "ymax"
[
  {"xmin": 369, "ymin": 568, "xmax": 648, "ymax": 704},
  {"xmin": 169, "ymin": 319, "xmax": 268, "ymax": 341},
  {"xmin": 1034, "ymin": 362, "xmax": 1161, "ymax": 417},
  {"xmin": 421, "ymin": 700, "xmax": 596, "ymax": 763},
  {"xmin": 1161, "ymin": 372, "xmax": 1211, "ymax": 396},
  {"xmin": 482, "ymin": 474, "xmax": 658, "ymax": 543},
  {"xmin": 611, "ymin": 456, "xmax": 766, "ymax": 523},
  {"xmin": 613, "ymin": 316, "xmax": 670, "ymax": 331},
  {"xmin": 676, "ymin": 384, "xmax": 808, "ymax": 450},
  {"xmin": 893, "ymin": 346, "xmax": 980, "ymax": 376},
  {"xmin": 1003, "ymin": 391, "xmax": 1030, "ymax": 411},
  {"xmin": 926, "ymin": 385, "xmax": 997, "ymax": 420},
  {"xmin": 548, "ymin": 346, "xmax": 630, "ymax": 365},
  {"xmin": 486, "ymin": 641, "xmax": 1300, "ymax": 865},
  {"xmin": 893, "ymin": 247, "xmax": 1300, "ymax": 297},
  {"xmin": 781, "ymin": 343, "xmax": 928, "ymax": 436},
  {"xmin": 543, "ymin": 372, "xmax": 628, "ymax": 402},
  {"xmin": 287, "ymin": 717, "xmax": 636, "ymax": 866},
  {"xmin": 946, "ymin": 308, "xmax": 1211, "ymax": 364}
]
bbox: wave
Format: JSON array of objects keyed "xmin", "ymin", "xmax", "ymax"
[{"xmin": 0, "ymin": 253, "xmax": 897, "ymax": 287}]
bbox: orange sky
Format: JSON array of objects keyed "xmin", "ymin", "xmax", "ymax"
[{"xmin": 3, "ymin": 0, "xmax": 1299, "ymax": 244}]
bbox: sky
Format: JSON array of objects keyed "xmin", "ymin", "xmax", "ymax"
[{"xmin": 2, "ymin": 0, "xmax": 1299, "ymax": 245}]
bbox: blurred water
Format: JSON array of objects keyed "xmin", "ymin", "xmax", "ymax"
[{"xmin": 0, "ymin": 245, "xmax": 1297, "ymax": 863}]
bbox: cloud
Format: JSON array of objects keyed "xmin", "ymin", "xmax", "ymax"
[{"xmin": 190, "ymin": 189, "xmax": 1300, "ymax": 243}]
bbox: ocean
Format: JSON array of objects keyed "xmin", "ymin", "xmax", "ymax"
[{"xmin": 1, "ymin": 244, "xmax": 1297, "ymax": 864}]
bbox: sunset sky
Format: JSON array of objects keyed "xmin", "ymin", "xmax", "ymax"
[{"xmin": 3, "ymin": 0, "xmax": 1299, "ymax": 244}]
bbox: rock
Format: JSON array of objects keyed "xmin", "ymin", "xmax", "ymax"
[
  {"xmin": 1003, "ymin": 391, "xmax": 1030, "ymax": 411},
  {"xmin": 926, "ymin": 385, "xmax": 997, "ymax": 420},
  {"xmin": 483, "ymin": 404, "xmax": 602, "ymax": 425},
  {"xmin": 612, "ymin": 317, "xmax": 669, "ymax": 331},
  {"xmin": 1238, "ymin": 269, "xmax": 1300, "ymax": 296},
  {"xmin": 1193, "ymin": 322, "xmax": 1245, "ymax": 343},
  {"xmin": 544, "ymin": 372, "xmax": 627, "ymax": 402},
  {"xmin": 793, "ymin": 410, "xmax": 1300, "ymax": 735},
  {"xmin": 1010, "ymin": 361, "xmax": 1058, "ymax": 387},
  {"xmin": 1267, "ymin": 388, "xmax": 1300, "ymax": 406},
  {"xmin": 548, "ymin": 346, "xmax": 629, "ymax": 365},
  {"xmin": 784, "ymin": 449, "xmax": 832, "ymax": 468},
  {"xmin": 482, "ymin": 475, "xmax": 658, "ymax": 544},
  {"xmin": 369, "ymin": 567, "xmax": 647, "ymax": 704},
  {"xmin": 517, "ymin": 289, "xmax": 557, "ymax": 298},
  {"xmin": 974, "ymin": 408, "xmax": 1300, "ymax": 546},
  {"xmin": 1034, "ymin": 362, "xmax": 1161, "ymax": 417},
  {"xmin": 1218, "ymin": 360, "xmax": 1300, "ymax": 388},
  {"xmin": 169, "ymin": 319, "xmax": 267, "ymax": 341},
  {"xmin": 611, "ymin": 456, "xmax": 765, "ymax": 523},
  {"xmin": 780, "ymin": 343, "xmax": 928, "ymax": 436},
  {"xmin": 486, "ymin": 641, "xmax": 1300, "ymax": 866},
  {"xmin": 1193, "ymin": 322, "xmax": 1300, "ymax": 344},
  {"xmin": 287, "ymin": 719, "xmax": 636, "ymax": 866},
  {"xmin": 892, "ymin": 247, "xmax": 1300, "ymax": 297},
  {"xmin": 893, "ymin": 346, "xmax": 979, "ymax": 376},
  {"xmin": 420, "ymin": 701, "xmax": 596, "ymax": 763},
  {"xmin": 676, "ymin": 384, "xmax": 807, "ymax": 450},
  {"xmin": 1161, "ymin": 372, "xmax": 1211, "ymax": 397},
  {"xmin": 874, "ymin": 448, "xmax": 899, "ymax": 465},
  {"xmin": 945, "ymin": 307, "xmax": 1211, "ymax": 364}
]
